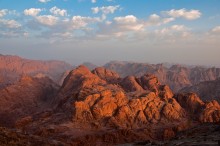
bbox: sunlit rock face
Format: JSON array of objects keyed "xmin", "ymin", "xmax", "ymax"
[{"xmin": 57, "ymin": 65, "xmax": 220, "ymax": 130}]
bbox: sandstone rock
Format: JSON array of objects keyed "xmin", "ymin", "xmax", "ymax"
[
  {"xmin": 199, "ymin": 100, "xmax": 220, "ymax": 123},
  {"xmin": 0, "ymin": 76, "xmax": 59, "ymax": 127},
  {"xmin": 120, "ymin": 76, "xmax": 143, "ymax": 92},
  {"xmin": 174, "ymin": 93, "xmax": 204, "ymax": 114},
  {"xmin": 92, "ymin": 67, "xmax": 120, "ymax": 83}
]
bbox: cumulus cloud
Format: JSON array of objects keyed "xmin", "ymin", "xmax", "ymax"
[
  {"xmin": 36, "ymin": 15, "xmax": 59, "ymax": 26},
  {"xmin": 147, "ymin": 14, "xmax": 174, "ymax": 26},
  {"xmin": 211, "ymin": 26, "xmax": 220, "ymax": 34},
  {"xmin": 0, "ymin": 9, "xmax": 8, "ymax": 17},
  {"xmin": 0, "ymin": 18, "xmax": 26, "ymax": 38},
  {"xmin": 24, "ymin": 8, "xmax": 42, "ymax": 16},
  {"xmin": 71, "ymin": 16, "xmax": 100, "ymax": 29},
  {"xmin": 113, "ymin": 15, "xmax": 144, "ymax": 31},
  {"xmin": 91, "ymin": 0, "xmax": 96, "ymax": 3},
  {"xmin": 0, "ymin": 19, "xmax": 21, "ymax": 28},
  {"xmin": 154, "ymin": 25, "xmax": 191, "ymax": 42},
  {"xmin": 163, "ymin": 9, "xmax": 201, "ymax": 20},
  {"xmin": 39, "ymin": 0, "xmax": 51, "ymax": 3},
  {"xmin": 91, "ymin": 5, "xmax": 120, "ymax": 20},
  {"xmin": 50, "ymin": 6, "xmax": 67, "ymax": 16}
]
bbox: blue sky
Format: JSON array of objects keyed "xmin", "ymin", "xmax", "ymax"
[{"xmin": 0, "ymin": 0, "xmax": 220, "ymax": 66}]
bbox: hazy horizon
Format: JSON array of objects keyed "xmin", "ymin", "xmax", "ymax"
[{"xmin": 0, "ymin": 0, "xmax": 220, "ymax": 67}]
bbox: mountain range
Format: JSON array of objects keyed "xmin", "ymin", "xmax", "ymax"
[{"xmin": 0, "ymin": 55, "xmax": 220, "ymax": 145}]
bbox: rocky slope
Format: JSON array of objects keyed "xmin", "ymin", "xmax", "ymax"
[
  {"xmin": 6, "ymin": 65, "xmax": 218, "ymax": 145},
  {"xmin": 180, "ymin": 78, "xmax": 220, "ymax": 103},
  {"xmin": 0, "ymin": 65, "xmax": 220, "ymax": 145},
  {"xmin": 0, "ymin": 54, "xmax": 73, "ymax": 88},
  {"xmin": 104, "ymin": 61, "xmax": 220, "ymax": 92},
  {"xmin": 0, "ymin": 76, "xmax": 59, "ymax": 127},
  {"xmin": 128, "ymin": 123, "xmax": 220, "ymax": 146}
]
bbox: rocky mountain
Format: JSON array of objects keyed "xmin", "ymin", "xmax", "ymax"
[
  {"xmin": 0, "ymin": 54, "xmax": 74, "ymax": 88},
  {"xmin": 180, "ymin": 78, "xmax": 220, "ymax": 103},
  {"xmin": 1, "ymin": 65, "xmax": 216, "ymax": 145},
  {"xmin": 0, "ymin": 65, "xmax": 220, "ymax": 145},
  {"xmin": 104, "ymin": 61, "xmax": 220, "ymax": 92},
  {"xmin": 0, "ymin": 76, "xmax": 59, "ymax": 127}
]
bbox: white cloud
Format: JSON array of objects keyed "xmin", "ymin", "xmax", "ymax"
[
  {"xmin": 162, "ymin": 17, "xmax": 175, "ymax": 24},
  {"xmin": 154, "ymin": 25, "xmax": 191, "ymax": 41},
  {"xmin": 39, "ymin": 0, "xmax": 51, "ymax": 3},
  {"xmin": 0, "ymin": 19, "xmax": 21, "ymax": 28},
  {"xmin": 36, "ymin": 15, "xmax": 58, "ymax": 26},
  {"xmin": 0, "ymin": 9, "xmax": 8, "ymax": 17},
  {"xmin": 114, "ymin": 15, "xmax": 137, "ymax": 24},
  {"xmin": 91, "ymin": 0, "xmax": 96, "ymax": 3},
  {"xmin": 112, "ymin": 15, "xmax": 144, "ymax": 32},
  {"xmin": 91, "ymin": 5, "xmax": 120, "ymax": 20},
  {"xmin": 91, "ymin": 7, "xmax": 99, "ymax": 14},
  {"xmin": 71, "ymin": 16, "xmax": 100, "ymax": 29},
  {"xmin": 24, "ymin": 8, "xmax": 42, "ymax": 16},
  {"xmin": 97, "ymin": 15, "xmax": 144, "ymax": 39},
  {"xmin": 211, "ymin": 26, "xmax": 220, "ymax": 34},
  {"xmin": 50, "ymin": 6, "xmax": 67, "ymax": 16},
  {"xmin": 147, "ymin": 14, "xmax": 174, "ymax": 26},
  {"xmin": 163, "ymin": 9, "xmax": 201, "ymax": 20}
]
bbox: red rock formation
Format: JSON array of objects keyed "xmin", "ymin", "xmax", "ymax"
[
  {"xmin": 0, "ymin": 76, "xmax": 59, "ymax": 127},
  {"xmin": 1, "ymin": 65, "xmax": 220, "ymax": 145},
  {"xmin": 175, "ymin": 93, "xmax": 220, "ymax": 122},
  {"xmin": 92, "ymin": 67, "xmax": 120, "ymax": 83},
  {"xmin": 57, "ymin": 66, "xmax": 187, "ymax": 129}
]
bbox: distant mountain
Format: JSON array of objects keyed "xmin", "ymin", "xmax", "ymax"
[
  {"xmin": 180, "ymin": 78, "xmax": 220, "ymax": 103},
  {"xmin": 104, "ymin": 61, "xmax": 220, "ymax": 92},
  {"xmin": 0, "ymin": 55, "xmax": 74, "ymax": 88}
]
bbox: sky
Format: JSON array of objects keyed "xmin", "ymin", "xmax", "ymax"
[{"xmin": 0, "ymin": 0, "xmax": 220, "ymax": 66}]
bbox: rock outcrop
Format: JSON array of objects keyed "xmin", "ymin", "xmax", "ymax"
[
  {"xmin": 175, "ymin": 93, "xmax": 220, "ymax": 122},
  {"xmin": 0, "ymin": 76, "xmax": 59, "ymax": 127},
  {"xmin": 57, "ymin": 66, "xmax": 189, "ymax": 129}
]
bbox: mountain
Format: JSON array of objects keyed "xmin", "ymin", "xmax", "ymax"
[
  {"xmin": 0, "ymin": 75, "xmax": 59, "ymax": 127},
  {"xmin": 0, "ymin": 54, "xmax": 74, "ymax": 88},
  {"xmin": 6, "ymin": 65, "xmax": 218, "ymax": 145},
  {"xmin": 180, "ymin": 78, "xmax": 220, "ymax": 103},
  {"xmin": 104, "ymin": 61, "xmax": 220, "ymax": 92}
]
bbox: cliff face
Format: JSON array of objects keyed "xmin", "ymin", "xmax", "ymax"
[
  {"xmin": 0, "ymin": 55, "xmax": 73, "ymax": 88},
  {"xmin": 104, "ymin": 61, "xmax": 220, "ymax": 92}
]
